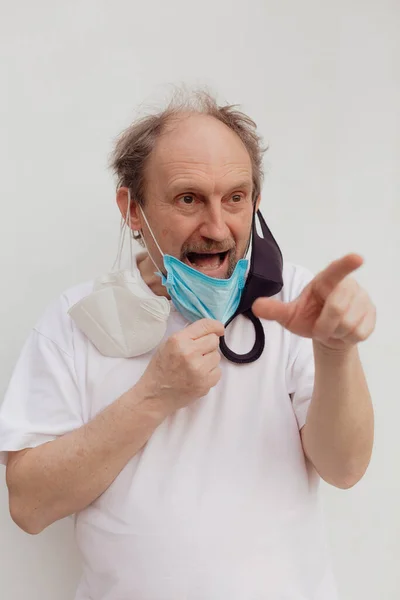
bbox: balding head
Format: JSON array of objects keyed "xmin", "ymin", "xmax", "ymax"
[
  {"xmin": 113, "ymin": 92, "xmax": 263, "ymax": 281},
  {"xmin": 110, "ymin": 91, "xmax": 266, "ymax": 212}
]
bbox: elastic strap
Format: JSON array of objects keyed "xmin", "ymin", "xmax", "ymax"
[
  {"xmin": 111, "ymin": 189, "xmax": 134, "ymax": 274},
  {"xmin": 219, "ymin": 310, "xmax": 265, "ymax": 364}
]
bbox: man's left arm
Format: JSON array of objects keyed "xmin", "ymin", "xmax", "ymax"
[
  {"xmin": 253, "ymin": 253, "xmax": 376, "ymax": 490},
  {"xmin": 301, "ymin": 342, "xmax": 374, "ymax": 488}
]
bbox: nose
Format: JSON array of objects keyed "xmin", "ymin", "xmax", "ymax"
[{"xmin": 198, "ymin": 204, "xmax": 230, "ymax": 242}]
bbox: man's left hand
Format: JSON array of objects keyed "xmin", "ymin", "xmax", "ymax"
[{"xmin": 252, "ymin": 254, "xmax": 376, "ymax": 351}]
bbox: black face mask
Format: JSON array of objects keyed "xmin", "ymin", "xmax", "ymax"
[{"xmin": 219, "ymin": 209, "xmax": 284, "ymax": 364}]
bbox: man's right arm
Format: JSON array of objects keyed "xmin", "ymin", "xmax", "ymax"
[
  {"xmin": 6, "ymin": 380, "xmax": 166, "ymax": 535},
  {"xmin": 5, "ymin": 318, "xmax": 224, "ymax": 535}
]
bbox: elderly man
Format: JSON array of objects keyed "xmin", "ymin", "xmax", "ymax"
[{"xmin": 0, "ymin": 92, "xmax": 375, "ymax": 600}]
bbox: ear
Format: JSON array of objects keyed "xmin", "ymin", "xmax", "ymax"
[
  {"xmin": 255, "ymin": 194, "xmax": 262, "ymax": 212},
  {"xmin": 116, "ymin": 187, "xmax": 142, "ymax": 231}
]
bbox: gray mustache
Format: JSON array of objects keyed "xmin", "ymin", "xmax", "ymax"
[{"xmin": 182, "ymin": 245, "xmax": 235, "ymax": 256}]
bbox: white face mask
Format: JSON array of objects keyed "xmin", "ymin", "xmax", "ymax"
[{"xmin": 68, "ymin": 193, "xmax": 170, "ymax": 359}]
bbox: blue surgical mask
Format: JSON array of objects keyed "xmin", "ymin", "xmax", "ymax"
[
  {"xmin": 160, "ymin": 255, "xmax": 248, "ymax": 324},
  {"xmin": 138, "ymin": 203, "xmax": 249, "ymax": 325}
]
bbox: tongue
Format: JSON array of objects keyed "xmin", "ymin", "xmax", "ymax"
[{"xmin": 191, "ymin": 253, "xmax": 221, "ymax": 268}]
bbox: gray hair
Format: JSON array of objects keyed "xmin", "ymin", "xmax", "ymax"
[{"xmin": 110, "ymin": 91, "xmax": 267, "ymax": 241}]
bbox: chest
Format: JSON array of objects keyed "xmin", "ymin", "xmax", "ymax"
[
  {"xmin": 75, "ymin": 312, "xmax": 309, "ymax": 537},
  {"xmin": 75, "ymin": 311, "xmax": 291, "ymax": 424}
]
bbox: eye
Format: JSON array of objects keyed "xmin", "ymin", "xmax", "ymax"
[
  {"xmin": 231, "ymin": 194, "xmax": 243, "ymax": 203},
  {"xmin": 180, "ymin": 195, "xmax": 195, "ymax": 205}
]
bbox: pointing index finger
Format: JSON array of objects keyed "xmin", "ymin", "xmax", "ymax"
[{"xmin": 314, "ymin": 253, "xmax": 364, "ymax": 298}]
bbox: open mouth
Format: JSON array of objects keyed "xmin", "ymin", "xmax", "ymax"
[{"xmin": 186, "ymin": 250, "xmax": 229, "ymax": 272}]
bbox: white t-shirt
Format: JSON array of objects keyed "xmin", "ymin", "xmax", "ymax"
[{"xmin": 0, "ymin": 260, "xmax": 338, "ymax": 600}]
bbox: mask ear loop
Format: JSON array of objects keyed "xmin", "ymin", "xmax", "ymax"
[
  {"xmin": 127, "ymin": 192, "xmax": 134, "ymax": 275},
  {"xmin": 138, "ymin": 204, "xmax": 167, "ymax": 276},
  {"xmin": 244, "ymin": 205, "xmax": 259, "ymax": 260},
  {"xmin": 111, "ymin": 189, "xmax": 133, "ymax": 273},
  {"xmin": 244, "ymin": 229, "xmax": 252, "ymax": 260}
]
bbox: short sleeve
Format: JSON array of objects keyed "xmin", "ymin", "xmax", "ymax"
[
  {"xmin": 0, "ymin": 296, "xmax": 84, "ymax": 466},
  {"xmin": 284, "ymin": 264, "xmax": 315, "ymax": 430}
]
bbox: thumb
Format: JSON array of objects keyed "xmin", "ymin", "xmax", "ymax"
[
  {"xmin": 184, "ymin": 318, "xmax": 225, "ymax": 340},
  {"xmin": 252, "ymin": 298, "xmax": 293, "ymax": 327}
]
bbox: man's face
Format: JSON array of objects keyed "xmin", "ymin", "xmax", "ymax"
[{"xmin": 136, "ymin": 114, "xmax": 255, "ymax": 279}]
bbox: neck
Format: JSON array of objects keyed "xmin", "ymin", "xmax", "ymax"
[{"xmin": 136, "ymin": 252, "xmax": 170, "ymax": 299}]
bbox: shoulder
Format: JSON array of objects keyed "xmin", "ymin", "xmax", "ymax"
[
  {"xmin": 280, "ymin": 262, "xmax": 314, "ymax": 303},
  {"xmin": 32, "ymin": 280, "xmax": 94, "ymax": 355}
]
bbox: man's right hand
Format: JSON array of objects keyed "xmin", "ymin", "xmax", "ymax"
[{"xmin": 139, "ymin": 319, "xmax": 225, "ymax": 416}]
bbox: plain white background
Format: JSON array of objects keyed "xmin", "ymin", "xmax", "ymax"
[{"xmin": 0, "ymin": 0, "xmax": 399, "ymax": 598}]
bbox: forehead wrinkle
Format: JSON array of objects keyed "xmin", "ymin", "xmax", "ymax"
[{"xmin": 161, "ymin": 160, "xmax": 251, "ymax": 186}]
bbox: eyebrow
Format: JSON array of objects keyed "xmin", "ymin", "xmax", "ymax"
[
  {"xmin": 227, "ymin": 180, "xmax": 252, "ymax": 192},
  {"xmin": 168, "ymin": 180, "xmax": 252, "ymax": 197}
]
